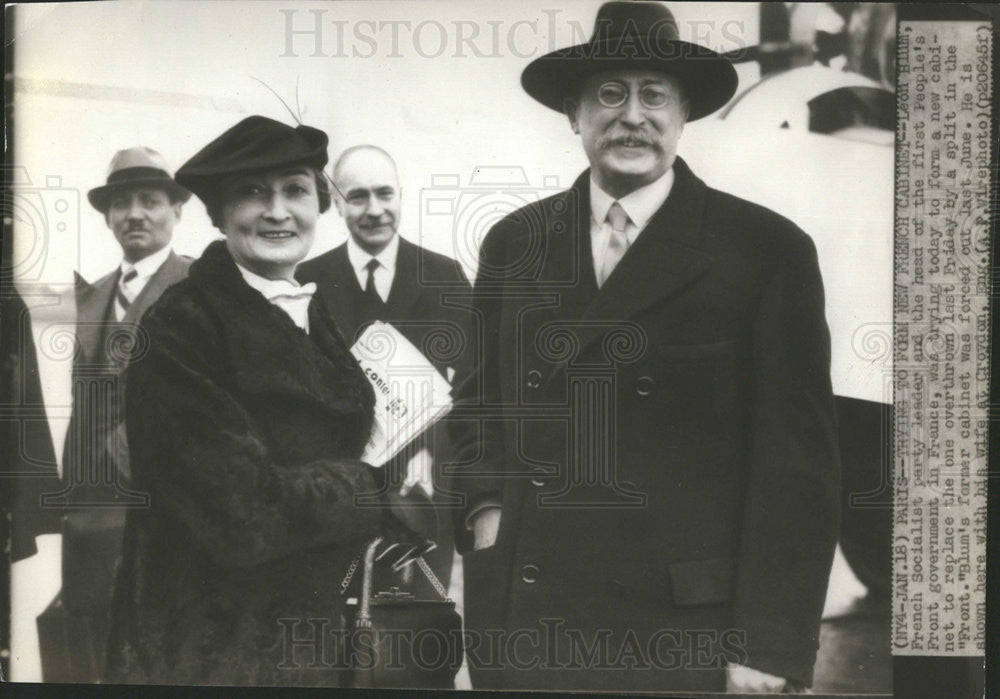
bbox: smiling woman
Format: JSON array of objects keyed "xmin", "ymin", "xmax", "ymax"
[
  {"xmin": 216, "ymin": 167, "xmax": 322, "ymax": 279},
  {"xmin": 103, "ymin": 116, "xmax": 427, "ymax": 686},
  {"xmin": 176, "ymin": 117, "xmax": 334, "ymax": 280}
]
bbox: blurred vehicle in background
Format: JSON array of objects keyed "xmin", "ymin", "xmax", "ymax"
[
  {"xmin": 680, "ymin": 8, "xmax": 897, "ymax": 692},
  {"xmin": 682, "ymin": 3, "xmax": 896, "ymax": 610},
  {"xmin": 721, "ymin": 63, "xmax": 893, "ymax": 143}
]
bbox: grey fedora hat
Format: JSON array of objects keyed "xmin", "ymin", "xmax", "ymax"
[{"xmin": 88, "ymin": 147, "xmax": 191, "ymax": 214}]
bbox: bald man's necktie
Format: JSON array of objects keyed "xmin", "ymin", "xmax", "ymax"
[
  {"xmin": 597, "ymin": 201, "xmax": 630, "ymax": 287},
  {"xmin": 358, "ymin": 259, "xmax": 386, "ymax": 333}
]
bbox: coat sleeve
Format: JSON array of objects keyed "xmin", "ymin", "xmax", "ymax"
[
  {"xmin": 443, "ymin": 265, "xmax": 478, "ymax": 396},
  {"xmin": 126, "ymin": 309, "xmax": 381, "ymax": 568},
  {"xmin": 447, "ymin": 224, "xmax": 510, "ymax": 552},
  {"xmin": 732, "ymin": 231, "xmax": 841, "ymax": 686}
]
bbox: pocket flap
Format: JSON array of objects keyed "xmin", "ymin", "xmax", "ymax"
[{"xmin": 667, "ymin": 556, "xmax": 735, "ymax": 606}]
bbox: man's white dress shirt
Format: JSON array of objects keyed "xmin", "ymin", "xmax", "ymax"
[
  {"xmin": 114, "ymin": 246, "xmax": 173, "ymax": 321},
  {"xmin": 346, "ymin": 234, "xmax": 399, "ymax": 302},
  {"xmin": 588, "ymin": 167, "xmax": 675, "ymax": 284}
]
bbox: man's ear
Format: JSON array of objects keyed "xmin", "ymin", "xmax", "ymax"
[
  {"xmin": 563, "ymin": 97, "xmax": 580, "ymax": 134},
  {"xmin": 172, "ymin": 202, "xmax": 183, "ymax": 222}
]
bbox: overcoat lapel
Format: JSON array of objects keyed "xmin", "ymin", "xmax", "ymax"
[
  {"xmin": 75, "ymin": 271, "xmax": 117, "ymax": 363},
  {"xmin": 308, "ymin": 245, "xmax": 359, "ymax": 342},
  {"xmin": 571, "ymin": 158, "xmax": 715, "ymax": 360},
  {"xmin": 124, "ymin": 251, "xmax": 188, "ymax": 324},
  {"xmin": 534, "ymin": 173, "xmax": 597, "ymax": 323},
  {"xmin": 306, "ymin": 294, "xmax": 353, "ymax": 368},
  {"xmin": 76, "ymin": 251, "xmax": 192, "ymax": 363},
  {"xmin": 383, "ymin": 237, "xmax": 422, "ymax": 319}
]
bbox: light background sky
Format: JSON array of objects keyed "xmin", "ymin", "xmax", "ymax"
[{"xmin": 12, "ymin": 0, "xmax": 761, "ymax": 281}]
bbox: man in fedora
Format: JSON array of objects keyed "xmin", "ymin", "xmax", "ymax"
[
  {"xmin": 36, "ymin": 147, "xmax": 192, "ymax": 682},
  {"xmin": 451, "ymin": 1, "xmax": 839, "ymax": 693}
]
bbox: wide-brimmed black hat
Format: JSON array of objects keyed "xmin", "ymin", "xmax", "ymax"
[
  {"xmin": 175, "ymin": 115, "xmax": 329, "ymax": 207},
  {"xmin": 521, "ymin": 1, "xmax": 738, "ymax": 121},
  {"xmin": 87, "ymin": 147, "xmax": 191, "ymax": 214}
]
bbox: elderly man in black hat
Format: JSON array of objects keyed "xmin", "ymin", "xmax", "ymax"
[
  {"xmin": 451, "ymin": 1, "xmax": 839, "ymax": 693},
  {"xmin": 35, "ymin": 147, "xmax": 191, "ymax": 682}
]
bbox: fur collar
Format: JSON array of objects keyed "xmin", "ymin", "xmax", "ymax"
[{"xmin": 185, "ymin": 240, "xmax": 373, "ymax": 419}]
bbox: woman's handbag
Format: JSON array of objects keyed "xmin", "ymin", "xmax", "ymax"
[{"xmin": 343, "ymin": 537, "xmax": 463, "ymax": 689}]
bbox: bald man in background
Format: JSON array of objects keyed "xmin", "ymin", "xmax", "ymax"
[{"xmin": 298, "ymin": 146, "xmax": 476, "ymax": 596}]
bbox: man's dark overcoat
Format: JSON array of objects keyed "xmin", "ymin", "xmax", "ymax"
[
  {"xmin": 451, "ymin": 158, "xmax": 841, "ymax": 692},
  {"xmin": 104, "ymin": 241, "xmax": 382, "ymax": 686}
]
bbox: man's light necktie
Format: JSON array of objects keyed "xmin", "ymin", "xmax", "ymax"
[{"xmin": 598, "ymin": 201, "xmax": 630, "ymax": 287}]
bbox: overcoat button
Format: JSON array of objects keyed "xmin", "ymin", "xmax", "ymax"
[
  {"xmin": 531, "ymin": 478, "xmax": 546, "ymax": 487},
  {"xmin": 636, "ymin": 375, "xmax": 655, "ymax": 396},
  {"xmin": 521, "ymin": 564, "xmax": 540, "ymax": 583},
  {"xmin": 526, "ymin": 370, "xmax": 543, "ymax": 389}
]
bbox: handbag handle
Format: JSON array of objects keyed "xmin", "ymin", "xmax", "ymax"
[
  {"xmin": 341, "ymin": 537, "xmax": 452, "ymax": 623},
  {"xmin": 413, "ymin": 556, "xmax": 450, "ymax": 599},
  {"xmin": 356, "ymin": 537, "xmax": 384, "ymax": 629}
]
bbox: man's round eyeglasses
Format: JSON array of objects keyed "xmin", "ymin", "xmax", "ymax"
[{"xmin": 597, "ymin": 81, "xmax": 673, "ymax": 110}]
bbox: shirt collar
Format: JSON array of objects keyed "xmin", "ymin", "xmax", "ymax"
[
  {"xmin": 589, "ymin": 168, "xmax": 675, "ymax": 232},
  {"xmin": 121, "ymin": 246, "xmax": 172, "ymax": 280},
  {"xmin": 235, "ymin": 262, "xmax": 313, "ymax": 301},
  {"xmin": 346, "ymin": 233, "xmax": 399, "ymax": 277}
]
